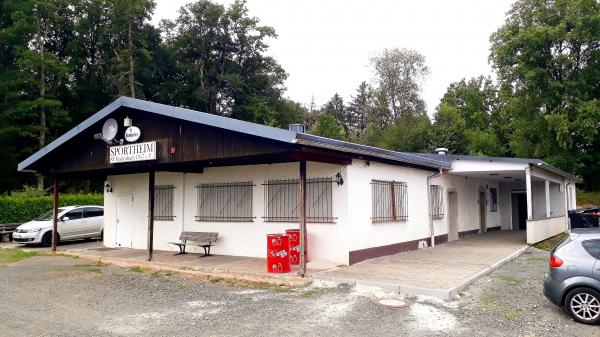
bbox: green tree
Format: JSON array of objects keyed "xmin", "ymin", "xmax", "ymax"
[
  {"xmin": 161, "ymin": 0, "xmax": 287, "ymax": 117},
  {"xmin": 490, "ymin": 0, "xmax": 600, "ymax": 189},
  {"xmin": 0, "ymin": 0, "xmax": 73, "ymax": 189},
  {"xmin": 431, "ymin": 76, "xmax": 506, "ymax": 156},
  {"xmin": 311, "ymin": 113, "xmax": 346, "ymax": 141},
  {"xmin": 370, "ymin": 48, "xmax": 429, "ymax": 119},
  {"xmin": 347, "ymin": 81, "xmax": 372, "ymax": 140}
]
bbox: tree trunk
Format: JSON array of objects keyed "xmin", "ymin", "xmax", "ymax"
[
  {"xmin": 128, "ymin": 19, "xmax": 135, "ymax": 98},
  {"xmin": 37, "ymin": 17, "xmax": 46, "ymax": 190}
]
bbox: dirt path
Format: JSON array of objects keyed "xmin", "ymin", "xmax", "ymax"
[{"xmin": 0, "ymin": 248, "xmax": 598, "ymax": 337}]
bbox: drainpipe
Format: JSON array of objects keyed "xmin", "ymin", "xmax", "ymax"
[{"xmin": 427, "ymin": 169, "xmax": 444, "ymax": 248}]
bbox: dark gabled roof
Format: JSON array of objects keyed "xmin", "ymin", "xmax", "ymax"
[
  {"xmin": 18, "ymin": 97, "xmax": 449, "ymax": 172},
  {"xmin": 409, "ymin": 153, "xmax": 579, "ymax": 181},
  {"xmin": 294, "ymin": 133, "xmax": 451, "ymax": 169}
]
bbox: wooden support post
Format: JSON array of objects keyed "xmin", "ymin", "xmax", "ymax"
[
  {"xmin": 299, "ymin": 161, "xmax": 307, "ymax": 277},
  {"xmin": 147, "ymin": 170, "xmax": 155, "ymax": 261},
  {"xmin": 51, "ymin": 178, "xmax": 59, "ymax": 253}
]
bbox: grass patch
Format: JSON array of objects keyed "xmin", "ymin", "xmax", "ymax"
[
  {"xmin": 533, "ymin": 232, "xmax": 568, "ymax": 251},
  {"xmin": 300, "ymin": 287, "xmax": 327, "ymax": 297},
  {"xmin": 479, "ymin": 290, "xmax": 522, "ymax": 321},
  {"xmin": 82, "ymin": 267, "xmax": 102, "ymax": 273},
  {"xmin": 128, "ymin": 266, "xmax": 144, "ymax": 273},
  {"xmin": 0, "ymin": 249, "xmax": 39, "ymax": 267},
  {"xmin": 274, "ymin": 285, "xmax": 293, "ymax": 293},
  {"xmin": 577, "ymin": 189, "xmax": 600, "ymax": 207},
  {"xmin": 497, "ymin": 274, "xmax": 521, "ymax": 285},
  {"xmin": 72, "ymin": 264, "xmax": 103, "ymax": 273},
  {"xmin": 506, "ymin": 307, "xmax": 521, "ymax": 321}
]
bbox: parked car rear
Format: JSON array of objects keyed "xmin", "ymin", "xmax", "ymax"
[
  {"xmin": 543, "ymin": 228, "xmax": 600, "ymax": 324},
  {"xmin": 12, "ymin": 205, "xmax": 104, "ymax": 246},
  {"xmin": 569, "ymin": 208, "xmax": 600, "ymax": 228}
]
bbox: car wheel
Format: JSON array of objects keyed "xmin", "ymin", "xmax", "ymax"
[
  {"xmin": 41, "ymin": 231, "xmax": 59, "ymax": 247},
  {"xmin": 565, "ymin": 287, "xmax": 600, "ymax": 325}
]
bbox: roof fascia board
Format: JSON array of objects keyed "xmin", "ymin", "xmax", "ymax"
[
  {"xmin": 294, "ymin": 136, "xmax": 450, "ymax": 170},
  {"xmin": 17, "ymin": 97, "xmax": 124, "ymax": 172}
]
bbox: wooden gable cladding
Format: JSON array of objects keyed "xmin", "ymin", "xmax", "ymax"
[{"xmin": 35, "ymin": 107, "xmax": 298, "ymax": 176}]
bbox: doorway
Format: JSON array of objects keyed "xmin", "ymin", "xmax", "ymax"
[
  {"xmin": 448, "ymin": 191, "xmax": 459, "ymax": 241},
  {"xmin": 511, "ymin": 192, "xmax": 527, "ymax": 230},
  {"xmin": 479, "ymin": 190, "xmax": 486, "ymax": 233},
  {"xmin": 115, "ymin": 194, "xmax": 134, "ymax": 247}
]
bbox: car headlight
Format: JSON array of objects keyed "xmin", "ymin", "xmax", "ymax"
[{"xmin": 26, "ymin": 228, "xmax": 42, "ymax": 233}]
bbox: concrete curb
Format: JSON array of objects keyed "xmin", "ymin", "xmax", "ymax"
[
  {"xmin": 58, "ymin": 251, "xmax": 311, "ymax": 288},
  {"xmin": 313, "ymin": 245, "xmax": 530, "ymax": 300}
]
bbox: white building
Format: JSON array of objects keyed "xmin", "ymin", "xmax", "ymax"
[{"xmin": 18, "ymin": 97, "xmax": 579, "ymax": 266}]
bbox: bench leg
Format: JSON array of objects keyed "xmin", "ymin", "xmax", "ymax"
[
  {"xmin": 200, "ymin": 245, "xmax": 212, "ymax": 257},
  {"xmin": 175, "ymin": 245, "xmax": 187, "ymax": 255}
]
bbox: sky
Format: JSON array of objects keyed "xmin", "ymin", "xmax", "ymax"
[{"xmin": 151, "ymin": 0, "xmax": 516, "ymax": 116}]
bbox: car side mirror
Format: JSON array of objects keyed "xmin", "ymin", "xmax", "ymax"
[{"xmin": 62, "ymin": 216, "xmax": 70, "ymax": 221}]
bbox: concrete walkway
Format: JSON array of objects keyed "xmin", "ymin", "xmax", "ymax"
[
  {"xmin": 313, "ymin": 230, "xmax": 528, "ymax": 299},
  {"xmin": 1, "ymin": 240, "xmax": 310, "ymax": 287}
]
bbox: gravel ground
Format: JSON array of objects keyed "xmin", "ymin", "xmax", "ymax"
[{"xmin": 0, "ymin": 247, "xmax": 598, "ymax": 337}]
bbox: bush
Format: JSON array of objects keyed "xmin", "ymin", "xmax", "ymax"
[
  {"xmin": 0, "ymin": 194, "xmax": 103, "ymax": 224},
  {"xmin": 577, "ymin": 189, "xmax": 600, "ymax": 208}
]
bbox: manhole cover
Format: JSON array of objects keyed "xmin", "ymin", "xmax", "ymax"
[{"xmin": 377, "ymin": 299, "xmax": 406, "ymax": 308}]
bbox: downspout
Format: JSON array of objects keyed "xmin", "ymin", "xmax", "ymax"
[
  {"xmin": 565, "ymin": 181, "xmax": 571, "ymax": 230},
  {"xmin": 427, "ymin": 169, "xmax": 444, "ymax": 248}
]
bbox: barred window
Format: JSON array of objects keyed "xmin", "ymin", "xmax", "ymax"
[
  {"xmin": 195, "ymin": 182, "xmax": 254, "ymax": 222},
  {"xmin": 430, "ymin": 185, "xmax": 444, "ymax": 219},
  {"xmin": 263, "ymin": 178, "xmax": 334, "ymax": 223},
  {"xmin": 154, "ymin": 185, "xmax": 175, "ymax": 221},
  {"xmin": 371, "ymin": 180, "xmax": 408, "ymax": 222},
  {"xmin": 489, "ymin": 187, "xmax": 498, "ymax": 212}
]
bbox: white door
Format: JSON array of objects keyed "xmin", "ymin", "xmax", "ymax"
[{"xmin": 115, "ymin": 195, "xmax": 134, "ymax": 247}]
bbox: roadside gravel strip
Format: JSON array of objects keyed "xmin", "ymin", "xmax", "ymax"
[{"xmin": 0, "ymin": 248, "xmax": 598, "ymax": 337}]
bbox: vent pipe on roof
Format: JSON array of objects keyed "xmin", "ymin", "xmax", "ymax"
[
  {"xmin": 435, "ymin": 147, "xmax": 448, "ymax": 155},
  {"xmin": 289, "ymin": 124, "xmax": 306, "ymax": 133}
]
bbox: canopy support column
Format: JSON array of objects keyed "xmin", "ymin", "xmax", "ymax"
[
  {"xmin": 51, "ymin": 178, "xmax": 59, "ymax": 253},
  {"xmin": 299, "ymin": 161, "xmax": 307, "ymax": 277},
  {"xmin": 147, "ymin": 170, "xmax": 155, "ymax": 261}
]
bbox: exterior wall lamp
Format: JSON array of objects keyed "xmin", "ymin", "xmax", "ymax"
[
  {"xmin": 124, "ymin": 116, "xmax": 132, "ymax": 127},
  {"xmin": 105, "ymin": 182, "xmax": 112, "ymax": 193},
  {"xmin": 335, "ymin": 172, "xmax": 344, "ymax": 186}
]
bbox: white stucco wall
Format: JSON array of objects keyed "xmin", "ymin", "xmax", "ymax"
[
  {"xmin": 433, "ymin": 174, "xmax": 501, "ymax": 235},
  {"xmin": 345, "ymin": 160, "xmax": 435, "ymax": 253},
  {"xmin": 526, "ymin": 216, "xmax": 568, "ymax": 244},
  {"xmin": 105, "ymin": 162, "xmax": 349, "ymax": 265},
  {"xmin": 531, "ymin": 181, "xmax": 548, "ymax": 220}
]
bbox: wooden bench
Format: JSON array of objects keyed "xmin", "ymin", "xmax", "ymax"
[
  {"xmin": 170, "ymin": 231, "xmax": 219, "ymax": 257},
  {"xmin": 0, "ymin": 223, "xmax": 20, "ymax": 243}
]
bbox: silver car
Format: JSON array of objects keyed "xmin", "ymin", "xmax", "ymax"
[{"xmin": 544, "ymin": 228, "xmax": 600, "ymax": 324}]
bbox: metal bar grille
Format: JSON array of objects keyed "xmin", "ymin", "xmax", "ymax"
[
  {"xmin": 195, "ymin": 182, "xmax": 254, "ymax": 222},
  {"xmin": 154, "ymin": 185, "xmax": 175, "ymax": 221},
  {"xmin": 263, "ymin": 178, "xmax": 334, "ymax": 223},
  {"xmin": 371, "ymin": 180, "xmax": 408, "ymax": 222},
  {"xmin": 430, "ymin": 185, "xmax": 444, "ymax": 219}
]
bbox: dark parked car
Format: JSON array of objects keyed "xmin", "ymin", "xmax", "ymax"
[
  {"xmin": 569, "ymin": 208, "xmax": 600, "ymax": 228},
  {"xmin": 544, "ymin": 228, "xmax": 600, "ymax": 324}
]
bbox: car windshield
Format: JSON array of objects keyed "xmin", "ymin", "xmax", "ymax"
[{"xmin": 35, "ymin": 208, "xmax": 68, "ymax": 221}]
